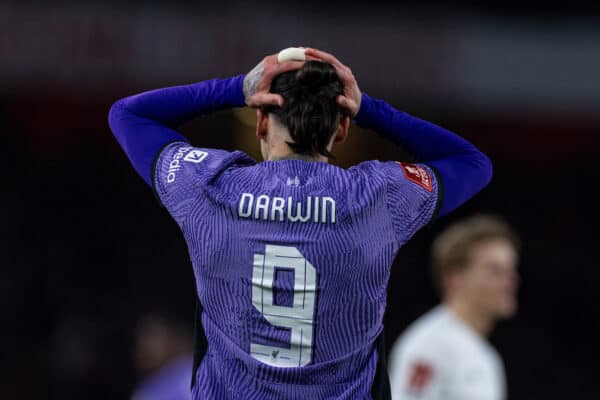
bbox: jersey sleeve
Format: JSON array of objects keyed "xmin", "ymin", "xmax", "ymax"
[
  {"xmin": 151, "ymin": 141, "xmax": 254, "ymax": 225},
  {"xmin": 361, "ymin": 160, "xmax": 442, "ymax": 246},
  {"xmin": 388, "ymin": 340, "xmax": 448, "ymax": 400},
  {"xmin": 389, "ymin": 356, "xmax": 445, "ymax": 400}
]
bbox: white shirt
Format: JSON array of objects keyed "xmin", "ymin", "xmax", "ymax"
[{"xmin": 388, "ymin": 306, "xmax": 506, "ymax": 400}]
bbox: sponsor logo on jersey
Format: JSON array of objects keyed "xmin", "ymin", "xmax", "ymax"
[
  {"xmin": 166, "ymin": 146, "xmax": 191, "ymax": 183},
  {"xmin": 286, "ymin": 176, "xmax": 300, "ymax": 186},
  {"xmin": 397, "ymin": 162, "xmax": 433, "ymax": 192},
  {"xmin": 184, "ymin": 150, "xmax": 208, "ymax": 163},
  {"xmin": 166, "ymin": 147, "xmax": 209, "ymax": 183}
]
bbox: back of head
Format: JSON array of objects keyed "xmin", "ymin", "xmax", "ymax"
[{"xmin": 265, "ymin": 60, "xmax": 345, "ymax": 157}]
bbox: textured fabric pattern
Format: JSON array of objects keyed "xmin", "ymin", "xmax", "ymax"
[
  {"xmin": 354, "ymin": 93, "xmax": 492, "ymax": 217},
  {"xmin": 108, "ymin": 75, "xmax": 245, "ymax": 186},
  {"xmin": 153, "ymin": 142, "xmax": 439, "ymax": 399}
]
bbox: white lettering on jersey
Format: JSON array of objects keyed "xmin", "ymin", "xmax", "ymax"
[
  {"xmin": 287, "ymin": 196, "xmax": 311, "ymax": 223},
  {"xmin": 321, "ymin": 197, "xmax": 336, "ymax": 224},
  {"xmin": 166, "ymin": 146, "xmax": 192, "ymax": 183},
  {"xmin": 238, "ymin": 193, "xmax": 336, "ymax": 224},
  {"xmin": 255, "ymin": 195, "xmax": 270, "ymax": 220},
  {"xmin": 238, "ymin": 193, "xmax": 254, "ymax": 218},
  {"xmin": 271, "ymin": 197, "xmax": 285, "ymax": 222}
]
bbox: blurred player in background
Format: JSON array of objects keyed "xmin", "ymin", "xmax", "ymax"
[
  {"xmin": 388, "ymin": 215, "xmax": 520, "ymax": 400},
  {"xmin": 108, "ymin": 47, "xmax": 492, "ymax": 399},
  {"xmin": 131, "ymin": 313, "xmax": 193, "ymax": 400}
]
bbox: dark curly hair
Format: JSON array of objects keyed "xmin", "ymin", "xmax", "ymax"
[{"xmin": 263, "ymin": 60, "xmax": 346, "ymax": 158}]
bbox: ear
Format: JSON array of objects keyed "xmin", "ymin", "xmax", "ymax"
[
  {"xmin": 256, "ymin": 109, "xmax": 269, "ymax": 140},
  {"xmin": 333, "ymin": 115, "xmax": 350, "ymax": 144}
]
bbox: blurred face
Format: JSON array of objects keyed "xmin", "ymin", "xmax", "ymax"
[
  {"xmin": 449, "ymin": 238, "xmax": 519, "ymax": 320},
  {"xmin": 134, "ymin": 318, "xmax": 188, "ymax": 374},
  {"xmin": 135, "ymin": 319, "xmax": 172, "ymax": 373}
]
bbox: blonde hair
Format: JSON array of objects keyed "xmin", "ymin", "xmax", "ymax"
[{"xmin": 432, "ymin": 214, "xmax": 520, "ymax": 285}]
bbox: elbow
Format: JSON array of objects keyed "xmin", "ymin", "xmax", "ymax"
[
  {"xmin": 108, "ymin": 98, "xmax": 126, "ymax": 132},
  {"xmin": 432, "ymin": 150, "xmax": 493, "ymax": 218},
  {"xmin": 107, "ymin": 98, "xmax": 135, "ymax": 150},
  {"xmin": 479, "ymin": 151, "xmax": 493, "ymax": 188},
  {"xmin": 461, "ymin": 149, "xmax": 493, "ymax": 194},
  {"xmin": 466, "ymin": 149, "xmax": 493, "ymax": 193},
  {"xmin": 108, "ymin": 98, "xmax": 136, "ymax": 144}
]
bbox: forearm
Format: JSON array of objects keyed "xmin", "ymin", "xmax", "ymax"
[
  {"xmin": 354, "ymin": 93, "xmax": 479, "ymax": 162},
  {"xmin": 108, "ymin": 75, "xmax": 246, "ymax": 186},
  {"xmin": 113, "ymin": 75, "xmax": 245, "ymax": 126},
  {"xmin": 355, "ymin": 93, "xmax": 492, "ymax": 217}
]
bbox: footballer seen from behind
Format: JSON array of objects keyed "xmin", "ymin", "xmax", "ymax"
[{"xmin": 108, "ymin": 47, "xmax": 493, "ymax": 399}]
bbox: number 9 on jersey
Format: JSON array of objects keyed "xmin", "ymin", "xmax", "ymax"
[{"xmin": 250, "ymin": 245, "xmax": 317, "ymax": 367}]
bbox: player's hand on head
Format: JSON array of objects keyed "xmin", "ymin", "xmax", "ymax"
[
  {"xmin": 243, "ymin": 54, "xmax": 304, "ymax": 109},
  {"xmin": 305, "ymin": 48, "xmax": 362, "ymax": 117}
]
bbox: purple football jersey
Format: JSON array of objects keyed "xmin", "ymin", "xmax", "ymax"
[{"xmin": 153, "ymin": 142, "xmax": 440, "ymax": 399}]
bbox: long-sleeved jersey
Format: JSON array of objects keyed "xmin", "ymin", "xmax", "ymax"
[
  {"xmin": 108, "ymin": 72, "xmax": 492, "ymax": 399},
  {"xmin": 153, "ymin": 141, "xmax": 440, "ymax": 399}
]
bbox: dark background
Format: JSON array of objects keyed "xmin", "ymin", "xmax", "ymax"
[{"xmin": 2, "ymin": 1, "xmax": 599, "ymax": 398}]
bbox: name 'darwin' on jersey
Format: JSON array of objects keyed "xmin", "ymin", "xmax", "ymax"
[{"xmin": 238, "ymin": 193, "xmax": 336, "ymax": 224}]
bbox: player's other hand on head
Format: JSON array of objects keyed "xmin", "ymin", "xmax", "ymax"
[
  {"xmin": 243, "ymin": 53, "xmax": 304, "ymax": 109},
  {"xmin": 305, "ymin": 48, "xmax": 362, "ymax": 117}
]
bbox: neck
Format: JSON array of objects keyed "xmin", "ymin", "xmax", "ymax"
[
  {"xmin": 269, "ymin": 151, "xmax": 327, "ymax": 162},
  {"xmin": 445, "ymin": 297, "xmax": 495, "ymax": 337},
  {"xmin": 265, "ymin": 126, "xmax": 329, "ymax": 162}
]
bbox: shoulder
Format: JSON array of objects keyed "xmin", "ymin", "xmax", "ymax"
[
  {"xmin": 152, "ymin": 143, "xmax": 256, "ymax": 220},
  {"xmin": 431, "ymin": 309, "xmax": 499, "ymax": 366},
  {"xmin": 391, "ymin": 307, "xmax": 456, "ymax": 364},
  {"xmin": 158, "ymin": 142, "xmax": 254, "ymax": 173},
  {"xmin": 350, "ymin": 160, "xmax": 435, "ymax": 188},
  {"xmin": 347, "ymin": 160, "xmax": 393, "ymax": 185},
  {"xmin": 154, "ymin": 143, "xmax": 255, "ymax": 187},
  {"xmin": 350, "ymin": 160, "xmax": 439, "ymax": 217}
]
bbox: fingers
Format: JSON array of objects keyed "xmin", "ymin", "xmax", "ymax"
[
  {"xmin": 273, "ymin": 60, "xmax": 305, "ymax": 75},
  {"xmin": 264, "ymin": 54, "xmax": 304, "ymax": 70},
  {"xmin": 305, "ymin": 48, "xmax": 356, "ymax": 86},
  {"xmin": 248, "ymin": 93, "xmax": 285, "ymax": 108},
  {"xmin": 334, "ymin": 66, "xmax": 353, "ymax": 83},
  {"xmin": 305, "ymin": 48, "xmax": 344, "ymax": 69},
  {"xmin": 248, "ymin": 48, "xmax": 356, "ymax": 111},
  {"xmin": 260, "ymin": 55, "xmax": 304, "ymax": 82}
]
